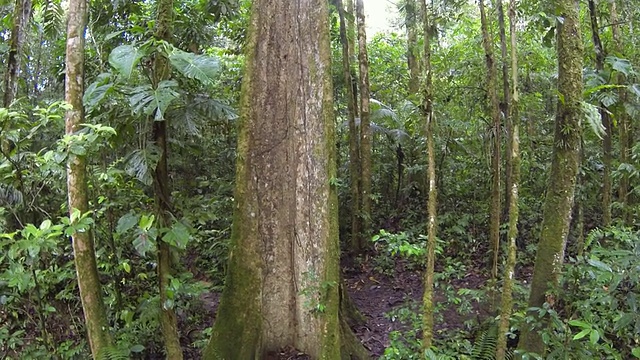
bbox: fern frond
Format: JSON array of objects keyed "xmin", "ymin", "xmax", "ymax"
[{"xmin": 97, "ymin": 346, "xmax": 129, "ymax": 360}]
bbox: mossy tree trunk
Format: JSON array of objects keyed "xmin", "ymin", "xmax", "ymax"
[
  {"xmin": 336, "ymin": 0, "xmax": 362, "ymax": 256},
  {"xmin": 479, "ymin": 0, "xmax": 502, "ymax": 286},
  {"xmin": 516, "ymin": 0, "xmax": 583, "ymax": 355},
  {"xmin": 420, "ymin": 0, "xmax": 437, "ymax": 351},
  {"xmin": 356, "ymin": 0, "xmax": 371, "ymax": 252},
  {"xmin": 588, "ymin": 0, "xmax": 612, "ymax": 228},
  {"xmin": 65, "ymin": 0, "xmax": 114, "ymax": 356},
  {"xmin": 611, "ymin": 0, "xmax": 630, "ymax": 224},
  {"xmin": 203, "ymin": 0, "xmax": 366, "ymax": 358},
  {"xmin": 151, "ymin": 0, "xmax": 183, "ymax": 358},
  {"xmin": 495, "ymin": 1, "xmax": 519, "ymax": 358},
  {"xmin": 3, "ymin": 0, "xmax": 31, "ymax": 107}
]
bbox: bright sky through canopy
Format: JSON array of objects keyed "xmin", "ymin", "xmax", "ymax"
[{"xmin": 365, "ymin": 0, "xmax": 398, "ymax": 34}]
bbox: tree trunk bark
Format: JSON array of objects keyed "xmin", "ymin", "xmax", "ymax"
[
  {"xmin": 203, "ymin": 0, "xmax": 366, "ymax": 358},
  {"xmin": 151, "ymin": 0, "xmax": 183, "ymax": 358},
  {"xmin": 356, "ymin": 0, "xmax": 371, "ymax": 251},
  {"xmin": 336, "ymin": 0, "xmax": 362, "ymax": 255},
  {"xmin": 495, "ymin": 1, "xmax": 519, "ymax": 358},
  {"xmin": 611, "ymin": 0, "xmax": 630, "ymax": 224},
  {"xmin": 479, "ymin": 0, "xmax": 502, "ymax": 286},
  {"xmin": 346, "ymin": 0, "xmax": 356, "ymax": 66},
  {"xmin": 406, "ymin": 0, "xmax": 420, "ymax": 95},
  {"xmin": 517, "ymin": 0, "xmax": 583, "ymax": 355},
  {"xmin": 497, "ymin": 0, "xmax": 511, "ymax": 218},
  {"xmin": 65, "ymin": 0, "xmax": 113, "ymax": 356},
  {"xmin": 588, "ymin": 0, "xmax": 612, "ymax": 228},
  {"xmin": 420, "ymin": 0, "xmax": 437, "ymax": 352},
  {"xmin": 3, "ymin": 0, "xmax": 32, "ymax": 107}
]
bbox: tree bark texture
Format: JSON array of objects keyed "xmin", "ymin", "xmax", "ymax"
[
  {"xmin": 420, "ymin": 0, "xmax": 437, "ymax": 351},
  {"xmin": 495, "ymin": 2, "xmax": 519, "ymax": 358},
  {"xmin": 356, "ymin": 0, "xmax": 371, "ymax": 251},
  {"xmin": 497, "ymin": 0, "xmax": 512, "ymax": 216},
  {"xmin": 611, "ymin": 0, "xmax": 630, "ymax": 224},
  {"xmin": 152, "ymin": 0, "xmax": 183, "ymax": 358},
  {"xmin": 335, "ymin": 0, "xmax": 362, "ymax": 255},
  {"xmin": 346, "ymin": 0, "xmax": 356, "ymax": 66},
  {"xmin": 588, "ymin": 0, "xmax": 612, "ymax": 228},
  {"xmin": 479, "ymin": 0, "xmax": 502, "ymax": 284},
  {"xmin": 65, "ymin": 0, "xmax": 113, "ymax": 356},
  {"xmin": 3, "ymin": 0, "xmax": 32, "ymax": 107},
  {"xmin": 517, "ymin": 0, "xmax": 583, "ymax": 355},
  {"xmin": 203, "ymin": 0, "xmax": 363, "ymax": 358}
]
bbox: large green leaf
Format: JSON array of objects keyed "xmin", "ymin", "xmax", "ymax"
[
  {"xmin": 116, "ymin": 212, "xmax": 139, "ymax": 234},
  {"xmin": 83, "ymin": 73, "xmax": 114, "ymax": 112},
  {"xmin": 133, "ymin": 229, "xmax": 157, "ymax": 257},
  {"xmin": 162, "ymin": 221, "xmax": 190, "ymax": 250},
  {"xmin": 606, "ymin": 56, "xmax": 633, "ymax": 76},
  {"xmin": 581, "ymin": 101, "xmax": 606, "ymax": 139},
  {"xmin": 129, "ymin": 80, "xmax": 179, "ymax": 121},
  {"xmin": 124, "ymin": 145, "xmax": 162, "ymax": 186},
  {"xmin": 109, "ymin": 45, "xmax": 144, "ymax": 79},
  {"xmin": 169, "ymin": 50, "xmax": 220, "ymax": 86}
]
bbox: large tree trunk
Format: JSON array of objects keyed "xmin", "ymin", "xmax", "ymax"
[
  {"xmin": 335, "ymin": 0, "xmax": 362, "ymax": 255},
  {"xmin": 3, "ymin": 0, "xmax": 32, "ymax": 107},
  {"xmin": 479, "ymin": 0, "xmax": 502, "ymax": 286},
  {"xmin": 65, "ymin": 0, "xmax": 113, "ymax": 356},
  {"xmin": 588, "ymin": 0, "xmax": 612, "ymax": 228},
  {"xmin": 517, "ymin": 0, "xmax": 583, "ymax": 355},
  {"xmin": 495, "ymin": 1, "xmax": 519, "ymax": 358},
  {"xmin": 356, "ymin": 0, "xmax": 372, "ymax": 251},
  {"xmin": 151, "ymin": 0, "xmax": 183, "ymax": 358},
  {"xmin": 420, "ymin": 0, "xmax": 437, "ymax": 351},
  {"xmin": 203, "ymin": 0, "xmax": 366, "ymax": 358}
]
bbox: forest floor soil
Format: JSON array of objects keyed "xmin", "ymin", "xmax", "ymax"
[
  {"xmin": 196, "ymin": 256, "xmax": 492, "ymax": 359},
  {"xmin": 343, "ymin": 257, "xmax": 489, "ymax": 357}
]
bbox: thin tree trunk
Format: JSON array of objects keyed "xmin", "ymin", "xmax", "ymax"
[
  {"xmin": 588, "ymin": 0, "xmax": 612, "ymax": 228},
  {"xmin": 479, "ymin": 0, "xmax": 502, "ymax": 286},
  {"xmin": 576, "ymin": 171, "xmax": 585, "ymax": 258},
  {"xmin": 420, "ymin": 0, "xmax": 437, "ymax": 351},
  {"xmin": 356, "ymin": 0, "xmax": 371, "ymax": 250},
  {"xmin": 517, "ymin": 0, "xmax": 583, "ymax": 355},
  {"xmin": 611, "ymin": 0, "xmax": 630, "ymax": 224},
  {"xmin": 497, "ymin": 0, "xmax": 511, "ymax": 216},
  {"xmin": 151, "ymin": 0, "xmax": 183, "ymax": 358},
  {"xmin": 406, "ymin": 0, "xmax": 420, "ymax": 95},
  {"xmin": 336, "ymin": 0, "xmax": 362, "ymax": 255},
  {"xmin": 1, "ymin": 0, "xmax": 32, "ymax": 232},
  {"xmin": 3, "ymin": 0, "xmax": 32, "ymax": 107},
  {"xmin": 495, "ymin": 1, "xmax": 519, "ymax": 358},
  {"xmin": 65, "ymin": 0, "xmax": 113, "ymax": 356},
  {"xmin": 203, "ymin": 0, "xmax": 367, "ymax": 357},
  {"xmin": 346, "ymin": 0, "xmax": 356, "ymax": 65}
]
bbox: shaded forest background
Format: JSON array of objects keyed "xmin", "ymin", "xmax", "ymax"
[{"xmin": 1, "ymin": 0, "xmax": 640, "ymax": 358}]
